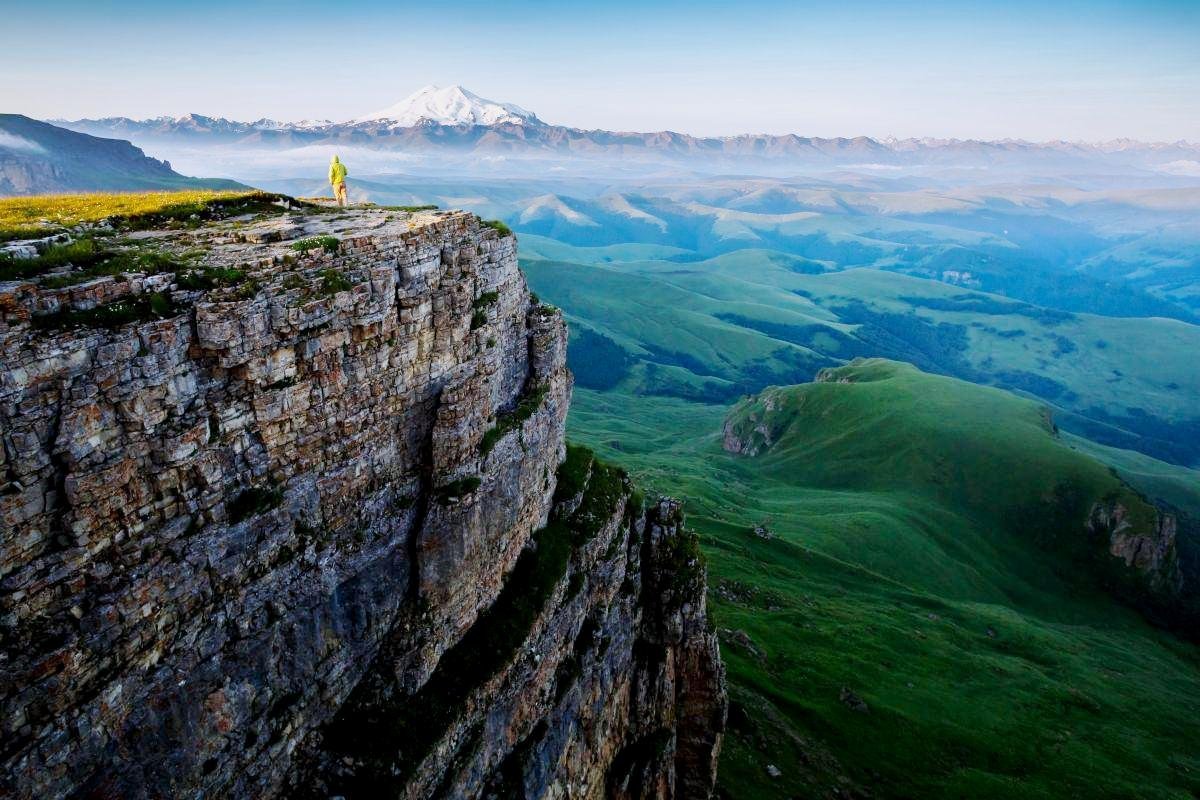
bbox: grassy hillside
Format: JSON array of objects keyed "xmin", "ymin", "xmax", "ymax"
[
  {"xmin": 562, "ymin": 362, "xmax": 1200, "ymax": 799},
  {"xmin": 0, "ymin": 115, "xmax": 243, "ymax": 198},
  {"xmin": 0, "ymin": 189, "xmax": 288, "ymax": 241},
  {"xmin": 523, "ymin": 250, "xmax": 1200, "ymax": 466}
]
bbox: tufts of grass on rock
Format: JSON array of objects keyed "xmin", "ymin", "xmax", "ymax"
[{"xmin": 291, "ymin": 235, "xmax": 340, "ymax": 255}]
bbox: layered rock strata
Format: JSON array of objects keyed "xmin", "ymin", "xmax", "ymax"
[{"xmin": 0, "ymin": 207, "xmax": 724, "ymax": 798}]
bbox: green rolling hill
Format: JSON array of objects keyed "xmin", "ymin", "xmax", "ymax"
[
  {"xmin": 0, "ymin": 115, "xmax": 242, "ymax": 196},
  {"xmin": 560, "ymin": 361, "xmax": 1200, "ymax": 799},
  {"xmin": 523, "ymin": 247, "xmax": 1200, "ymax": 466}
]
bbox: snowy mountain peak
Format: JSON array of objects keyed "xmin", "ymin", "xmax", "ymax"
[{"xmin": 352, "ymin": 85, "xmax": 541, "ymax": 127}]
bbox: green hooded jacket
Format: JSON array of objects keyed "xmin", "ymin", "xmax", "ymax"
[{"xmin": 328, "ymin": 156, "xmax": 347, "ymax": 186}]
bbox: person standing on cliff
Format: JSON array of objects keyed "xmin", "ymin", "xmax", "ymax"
[{"xmin": 328, "ymin": 154, "xmax": 348, "ymax": 207}]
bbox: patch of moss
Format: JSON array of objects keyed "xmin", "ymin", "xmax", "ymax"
[
  {"xmin": 231, "ymin": 278, "xmax": 261, "ymax": 301},
  {"xmin": 175, "ymin": 266, "xmax": 248, "ymax": 291},
  {"xmin": 480, "ymin": 218, "xmax": 513, "ymax": 237},
  {"xmin": 472, "ymin": 290, "xmax": 500, "ymax": 310},
  {"xmin": 281, "ymin": 273, "xmax": 306, "ymax": 291},
  {"xmin": 470, "ymin": 291, "xmax": 501, "ymax": 331},
  {"xmin": 567, "ymin": 457, "xmax": 627, "ymax": 545},
  {"xmin": 479, "ymin": 384, "xmax": 549, "ymax": 457},
  {"xmin": 31, "ymin": 292, "xmax": 183, "ymax": 331},
  {"xmin": 554, "ymin": 444, "xmax": 594, "ymax": 503},
  {"xmin": 318, "ymin": 268, "xmax": 352, "ymax": 296}
]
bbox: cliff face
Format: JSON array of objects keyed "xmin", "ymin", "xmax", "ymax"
[{"xmin": 0, "ymin": 207, "xmax": 724, "ymax": 798}]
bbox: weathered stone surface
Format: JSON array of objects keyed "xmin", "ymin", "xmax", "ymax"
[
  {"xmin": 0, "ymin": 207, "xmax": 724, "ymax": 799},
  {"xmin": 292, "ymin": 464, "xmax": 725, "ymax": 800}
]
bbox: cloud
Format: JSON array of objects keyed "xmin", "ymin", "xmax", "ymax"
[
  {"xmin": 0, "ymin": 131, "xmax": 46, "ymax": 154},
  {"xmin": 1156, "ymin": 160, "xmax": 1200, "ymax": 177}
]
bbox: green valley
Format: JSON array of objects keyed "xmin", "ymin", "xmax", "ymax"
[
  {"xmin": 523, "ymin": 243, "xmax": 1200, "ymax": 466},
  {"xmin": 518, "ymin": 206, "xmax": 1200, "ymax": 796},
  {"xmin": 560, "ymin": 362, "xmax": 1200, "ymax": 799}
]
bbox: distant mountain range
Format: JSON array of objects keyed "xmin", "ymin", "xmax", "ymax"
[
  {"xmin": 0, "ymin": 114, "xmax": 243, "ymax": 196},
  {"xmin": 52, "ymin": 86, "xmax": 1200, "ymax": 173}
]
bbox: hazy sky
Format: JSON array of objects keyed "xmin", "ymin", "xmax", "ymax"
[{"xmin": 3, "ymin": 0, "xmax": 1197, "ymax": 141}]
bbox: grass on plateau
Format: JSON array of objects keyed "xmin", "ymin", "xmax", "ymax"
[{"xmin": 0, "ymin": 189, "xmax": 296, "ymax": 241}]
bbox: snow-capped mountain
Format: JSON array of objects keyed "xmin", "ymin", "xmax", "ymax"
[
  {"xmin": 351, "ymin": 85, "xmax": 541, "ymax": 127},
  {"xmin": 49, "ymin": 85, "xmax": 1200, "ymax": 175},
  {"xmin": 249, "ymin": 118, "xmax": 335, "ymax": 131}
]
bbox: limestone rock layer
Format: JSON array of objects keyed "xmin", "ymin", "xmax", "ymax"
[{"xmin": 0, "ymin": 208, "xmax": 724, "ymax": 799}]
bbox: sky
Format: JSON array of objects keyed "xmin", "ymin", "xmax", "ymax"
[{"xmin": 2, "ymin": 0, "xmax": 1198, "ymax": 141}]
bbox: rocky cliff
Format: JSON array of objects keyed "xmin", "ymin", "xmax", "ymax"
[{"xmin": 0, "ymin": 205, "xmax": 725, "ymax": 798}]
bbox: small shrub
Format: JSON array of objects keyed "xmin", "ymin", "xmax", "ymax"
[
  {"xmin": 31, "ymin": 292, "xmax": 183, "ymax": 331},
  {"xmin": 175, "ymin": 266, "xmax": 247, "ymax": 291},
  {"xmin": 233, "ymin": 279, "xmax": 261, "ymax": 300},
  {"xmin": 319, "ymin": 268, "xmax": 352, "ymax": 295},
  {"xmin": 291, "ymin": 235, "xmax": 340, "ymax": 255},
  {"xmin": 472, "ymin": 290, "xmax": 500, "ymax": 310},
  {"xmin": 480, "ymin": 219, "xmax": 512, "ymax": 237},
  {"xmin": 479, "ymin": 384, "xmax": 549, "ymax": 457},
  {"xmin": 554, "ymin": 444, "xmax": 594, "ymax": 502},
  {"xmin": 281, "ymin": 273, "xmax": 306, "ymax": 290},
  {"xmin": 470, "ymin": 309, "xmax": 488, "ymax": 330}
]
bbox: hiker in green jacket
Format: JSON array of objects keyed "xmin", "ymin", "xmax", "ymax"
[{"xmin": 328, "ymin": 155, "xmax": 348, "ymax": 207}]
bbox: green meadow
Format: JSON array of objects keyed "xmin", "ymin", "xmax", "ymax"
[
  {"xmin": 521, "ymin": 236, "xmax": 1200, "ymax": 800},
  {"xmin": 562, "ymin": 361, "xmax": 1200, "ymax": 799},
  {"xmin": 523, "ymin": 242, "xmax": 1200, "ymax": 466}
]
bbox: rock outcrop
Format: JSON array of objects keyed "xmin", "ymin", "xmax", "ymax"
[{"xmin": 0, "ymin": 206, "xmax": 724, "ymax": 798}]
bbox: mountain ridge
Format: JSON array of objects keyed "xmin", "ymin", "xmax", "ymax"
[
  {"xmin": 0, "ymin": 114, "xmax": 243, "ymax": 196},
  {"xmin": 48, "ymin": 86, "xmax": 1200, "ymax": 170}
]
